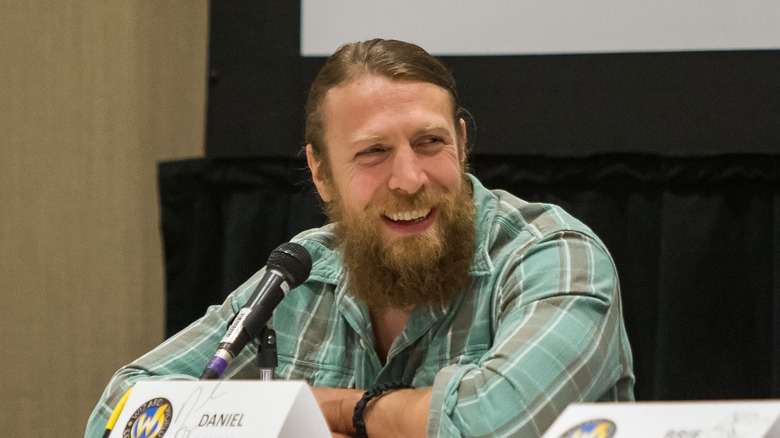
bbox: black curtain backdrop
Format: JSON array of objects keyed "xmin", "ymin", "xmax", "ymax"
[{"xmin": 159, "ymin": 154, "xmax": 780, "ymax": 402}]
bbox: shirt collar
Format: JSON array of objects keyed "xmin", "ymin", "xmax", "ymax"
[{"xmin": 467, "ymin": 173, "xmax": 498, "ymax": 277}]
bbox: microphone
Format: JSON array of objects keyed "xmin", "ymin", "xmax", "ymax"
[{"xmin": 200, "ymin": 242, "xmax": 312, "ymax": 380}]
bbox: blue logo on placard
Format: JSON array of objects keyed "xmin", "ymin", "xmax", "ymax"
[
  {"xmin": 558, "ymin": 419, "xmax": 616, "ymax": 438},
  {"xmin": 123, "ymin": 397, "xmax": 172, "ymax": 438}
]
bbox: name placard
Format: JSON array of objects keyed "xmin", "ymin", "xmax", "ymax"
[
  {"xmin": 542, "ymin": 400, "xmax": 780, "ymax": 438},
  {"xmin": 108, "ymin": 380, "xmax": 330, "ymax": 438}
]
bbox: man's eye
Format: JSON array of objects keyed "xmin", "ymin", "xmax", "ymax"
[
  {"xmin": 354, "ymin": 147, "xmax": 388, "ymax": 165},
  {"xmin": 357, "ymin": 147, "xmax": 385, "ymax": 156},
  {"xmin": 415, "ymin": 137, "xmax": 447, "ymax": 153},
  {"xmin": 420, "ymin": 136, "xmax": 444, "ymax": 145}
]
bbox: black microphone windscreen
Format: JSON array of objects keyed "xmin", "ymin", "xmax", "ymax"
[{"xmin": 266, "ymin": 242, "xmax": 312, "ymax": 288}]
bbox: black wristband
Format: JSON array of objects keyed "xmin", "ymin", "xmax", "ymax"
[{"xmin": 352, "ymin": 382, "xmax": 412, "ymax": 438}]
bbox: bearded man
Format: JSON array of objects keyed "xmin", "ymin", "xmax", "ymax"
[{"xmin": 87, "ymin": 39, "xmax": 634, "ymax": 438}]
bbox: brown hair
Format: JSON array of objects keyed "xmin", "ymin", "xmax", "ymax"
[{"xmin": 305, "ymin": 39, "xmax": 464, "ymax": 168}]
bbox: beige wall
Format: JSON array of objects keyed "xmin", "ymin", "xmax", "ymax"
[{"xmin": 0, "ymin": 2, "xmax": 208, "ymax": 436}]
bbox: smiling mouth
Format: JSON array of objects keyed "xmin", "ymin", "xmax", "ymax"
[{"xmin": 384, "ymin": 208, "xmax": 432, "ymax": 224}]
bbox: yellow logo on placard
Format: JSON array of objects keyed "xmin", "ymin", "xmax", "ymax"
[
  {"xmin": 123, "ymin": 397, "xmax": 173, "ymax": 438},
  {"xmin": 558, "ymin": 419, "xmax": 616, "ymax": 438}
]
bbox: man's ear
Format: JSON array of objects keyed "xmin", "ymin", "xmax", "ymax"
[
  {"xmin": 458, "ymin": 118, "xmax": 468, "ymax": 165},
  {"xmin": 306, "ymin": 144, "xmax": 333, "ymax": 202}
]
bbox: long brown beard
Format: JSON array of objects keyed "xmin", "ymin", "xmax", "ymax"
[{"xmin": 325, "ymin": 174, "xmax": 476, "ymax": 310}]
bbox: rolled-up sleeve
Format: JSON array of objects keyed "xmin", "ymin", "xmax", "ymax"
[{"xmin": 427, "ymin": 230, "xmax": 634, "ymax": 437}]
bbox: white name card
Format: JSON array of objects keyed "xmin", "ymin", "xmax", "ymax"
[
  {"xmin": 108, "ymin": 380, "xmax": 330, "ymax": 438},
  {"xmin": 542, "ymin": 400, "xmax": 780, "ymax": 438}
]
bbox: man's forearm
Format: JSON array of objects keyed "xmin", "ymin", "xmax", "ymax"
[
  {"xmin": 365, "ymin": 387, "xmax": 431, "ymax": 438},
  {"xmin": 312, "ymin": 386, "xmax": 432, "ymax": 438}
]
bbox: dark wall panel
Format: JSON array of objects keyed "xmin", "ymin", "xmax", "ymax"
[{"xmin": 206, "ymin": 0, "xmax": 305, "ymax": 157}]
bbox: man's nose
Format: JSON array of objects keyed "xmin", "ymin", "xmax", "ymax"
[{"xmin": 388, "ymin": 145, "xmax": 427, "ymax": 194}]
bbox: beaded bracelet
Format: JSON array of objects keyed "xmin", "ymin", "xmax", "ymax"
[{"xmin": 352, "ymin": 382, "xmax": 412, "ymax": 438}]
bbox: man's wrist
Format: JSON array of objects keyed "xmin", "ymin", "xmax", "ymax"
[{"xmin": 353, "ymin": 382, "xmax": 412, "ymax": 438}]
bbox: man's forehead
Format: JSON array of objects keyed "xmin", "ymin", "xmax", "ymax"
[
  {"xmin": 320, "ymin": 75, "xmax": 457, "ymax": 126},
  {"xmin": 325, "ymin": 74, "xmax": 453, "ymax": 104}
]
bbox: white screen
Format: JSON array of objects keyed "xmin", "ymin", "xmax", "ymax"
[{"xmin": 301, "ymin": 0, "xmax": 780, "ymax": 56}]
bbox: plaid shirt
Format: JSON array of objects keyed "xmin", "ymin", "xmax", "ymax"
[{"xmin": 87, "ymin": 175, "xmax": 634, "ymax": 437}]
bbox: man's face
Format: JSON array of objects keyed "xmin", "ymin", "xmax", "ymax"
[
  {"xmin": 306, "ymin": 74, "xmax": 475, "ymax": 309},
  {"xmin": 307, "ymin": 74, "xmax": 466, "ymax": 246}
]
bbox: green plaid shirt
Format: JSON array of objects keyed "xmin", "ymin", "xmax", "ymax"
[{"xmin": 87, "ymin": 175, "xmax": 634, "ymax": 437}]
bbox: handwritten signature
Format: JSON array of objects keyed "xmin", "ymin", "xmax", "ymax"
[{"xmin": 170, "ymin": 381, "xmax": 229, "ymax": 438}]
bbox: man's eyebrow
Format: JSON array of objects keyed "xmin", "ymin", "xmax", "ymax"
[
  {"xmin": 413, "ymin": 125, "xmax": 453, "ymax": 138},
  {"xmin": 349, "ymin": 124, "xmax": 454, "ymax": 147},
  {"xmin": 349, "ymin": 134, "xmax": 386, "ymax": 147}
]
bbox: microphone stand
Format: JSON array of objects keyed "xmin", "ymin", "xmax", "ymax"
[{"xmin": 256, "ymin": 325, "xmax": 277, "ymax": 381}]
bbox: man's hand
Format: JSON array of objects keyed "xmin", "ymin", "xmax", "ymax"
[{"xmin": 310, "ymin": 385, "xmax": 432, "ymax": 438}]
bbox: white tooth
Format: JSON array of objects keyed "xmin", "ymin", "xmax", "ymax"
[{"xmin": 387, "ymin": 208, "xmax": 431, "ymax": 222}]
